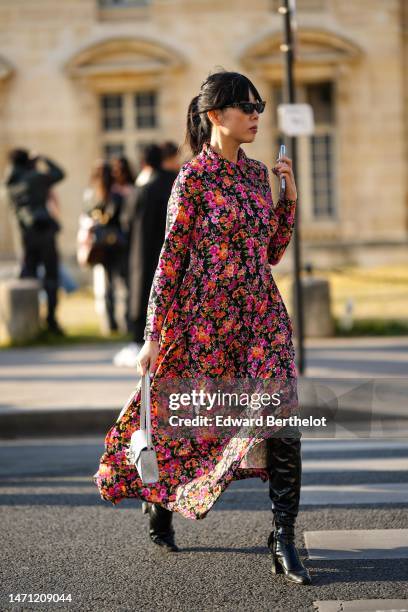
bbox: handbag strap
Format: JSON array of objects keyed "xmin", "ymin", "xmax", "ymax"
[{"xmin": 140, "ymin": 372, "xmax": 152, "ymax": 447}]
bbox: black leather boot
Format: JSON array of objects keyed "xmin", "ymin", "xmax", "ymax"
[
  {"xmin": 147, "ymin": 503, "xmax": 179, "ymax": 553},
  {"xmin": 267, "ymin": 525, "xmax": 311, "ymax": 585},
  {"xmin": 267, "ymin": 434, "xmax": 311, "ymax": 585}
]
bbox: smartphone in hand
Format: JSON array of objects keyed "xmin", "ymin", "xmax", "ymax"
[{"xmin": 278, "ymin": 144, "xmax": 286, "ymax": 199}]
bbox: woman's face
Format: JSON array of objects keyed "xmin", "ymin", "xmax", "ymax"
[{"xmin": 210, "ymin": 88, "xmax": 261, "ymax": 144}]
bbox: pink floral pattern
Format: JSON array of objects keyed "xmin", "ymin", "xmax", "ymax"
[{"xmin": 94, "ymin": 142, "xmax": 298, "ymax": 519}]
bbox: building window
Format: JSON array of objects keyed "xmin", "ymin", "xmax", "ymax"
[
  {"xmin": 100, "ymin": 94, "xmax": 123, "ymax": 131},
  {"xmin": 305, "ymin": 81, "xmax": 334, "ymax": 124},
  {"xmin": 99, "ymin": 91, "xmax": 159, "ymax": 165},
  {"xmin": 134, "ymin": 91, "xmax": 157, "ymax": 129},
  {"xmin": 104, "ymin": 143, "xmax": 125, "ymax": 159},
  {"xmin": 311, "ymin": 134, "xmax": 335, "ymax": 217},
  {"xmin": 273, "ymin": 80, "xmax": 337, "ymax": 221},
  {"xmin": 306, "ymin": 82, "xmax": 336, "ymax": 218}
]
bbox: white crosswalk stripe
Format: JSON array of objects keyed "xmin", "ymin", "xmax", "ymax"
[
  {"xmin": 303, "ymin": 437, "xmax": 408, "ymax": 572},
  {"xmin": 301, "ymin": 438, "xmax": 408, "ymax": 505}
]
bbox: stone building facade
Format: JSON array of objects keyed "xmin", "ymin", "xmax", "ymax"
[{"xmin": 0, "ymin": 0, "xmax": 407, "ymax": 269}]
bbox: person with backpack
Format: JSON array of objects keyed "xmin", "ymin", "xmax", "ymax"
[{"xmin": 6, "ymin": 149, "xmax": 65, "ymax": 335}]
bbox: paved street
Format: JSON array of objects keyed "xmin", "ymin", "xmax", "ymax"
[
  {"xmin": 1, "ymin": 337, "xmax": 407, "ymax": 611},
  {"xmin": 1, "ymin": 436, "xmax": 407, "ymax": 611}
]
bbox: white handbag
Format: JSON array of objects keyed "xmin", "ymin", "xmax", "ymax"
[{"xmin": 126, "ymin": 372, "xmax": 159, "ymax": 484}]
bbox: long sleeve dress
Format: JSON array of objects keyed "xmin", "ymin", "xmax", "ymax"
[{"xmin": 94, "ymin": 142, "xmax": 298, "ymax": 520}]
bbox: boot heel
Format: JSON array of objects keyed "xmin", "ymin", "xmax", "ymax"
[
  {"xmin": 271, "ymin": 555, "xmax": 283, "ymax": 575},
  {"xmin": 268, "ymin": 530, "xmax": 284, "ymax": 575}
]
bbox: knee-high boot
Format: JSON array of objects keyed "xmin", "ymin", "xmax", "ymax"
[{"xmin": 267, "ymin": 435, "xmax": 311, "ymax": 585}]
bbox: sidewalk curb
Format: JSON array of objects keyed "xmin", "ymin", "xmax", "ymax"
[{"xmin": 0, "ymin": 409, "xmax": 118, "ymax": 438}]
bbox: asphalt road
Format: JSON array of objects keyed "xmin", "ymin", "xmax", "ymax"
[
  {"xmin": 1, "ymin": 337, "xmax": 407, "ymax": 610},
  {"xmin": 1, "ymin": 436, "xmax": 407, "ymax": 612}
]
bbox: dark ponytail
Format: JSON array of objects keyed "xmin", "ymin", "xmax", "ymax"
[
  {"xmin": 185, "ymin": 94, "xmax": 212, "ymax": 156},
  {"xmin": 184, "ymin": 70, "xmax": 263, "ymax": 156}
]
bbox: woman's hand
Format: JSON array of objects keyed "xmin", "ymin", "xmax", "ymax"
[
  {"xmin": 136, "ymin": 340, "xmax": 160, "ymax": 376},
  {"xmin": 272, "ymin": 155, "xmax": 298, "ymax": 201}
]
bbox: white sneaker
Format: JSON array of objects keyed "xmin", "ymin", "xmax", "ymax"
[
  {"xmin": 113, "ymin": 345, "xmax": 129, "ymax": 367},
  {"xmin": 113, "ymin": 343, "xmax": 143, "ymax": 368}
]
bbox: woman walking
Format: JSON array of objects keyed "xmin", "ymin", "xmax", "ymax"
[
  {"xmin": 94, "ymin": 71, "xmax": 311, "ymax": 585},
  {"xmin": 84, "ymin": 160, "xmax": 126, "ymax": 333}
]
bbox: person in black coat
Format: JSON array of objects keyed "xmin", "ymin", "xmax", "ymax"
[
  {"xmin": 129, "ymin": 144, "xmax": 178, "ymax": 346},
  {"xmin": 113, "ymin": 143, "xmax": 181, "ymax": 367},
  {"xmin": 111, "ymin": 156, "xmax": 137, "ymax": 333},
  {"xmin": 6, "ymin": 148, "xmax": 65, "ymax": 334}
]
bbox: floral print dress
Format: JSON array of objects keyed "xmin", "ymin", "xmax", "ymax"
[{"xmin": 94, "ymin": 142, "xmax": 298, "ymax": 520}]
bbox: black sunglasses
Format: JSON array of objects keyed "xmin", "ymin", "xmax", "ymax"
[{"xmin": 225, "ymin": 101, "xmax": 266, "ymax": 115}]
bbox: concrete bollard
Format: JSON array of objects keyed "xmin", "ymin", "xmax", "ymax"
[
  {"xmin": 0, "ymin": 279, "xmax": 41, "ymax": 344},
  {"xmin": 291, "ymin": 277, "xmax": 335, "ymax": 337}
]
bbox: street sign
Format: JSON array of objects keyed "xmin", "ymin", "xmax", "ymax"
[{"xmin": 277, "ymin": 103, "xmax": 315, "ymax": 136}]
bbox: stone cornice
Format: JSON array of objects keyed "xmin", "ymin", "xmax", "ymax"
[
  {"xmin": 239, "ymin": 26, "xmax": 364, "ymax": 79},
  {"xmin": 64, "ymin": 35, "xmax": 187, "ymax": 80}
]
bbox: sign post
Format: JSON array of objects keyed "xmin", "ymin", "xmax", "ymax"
[{"xmin": 277, "ymin": 0, "xmax": 309, "ymax": 375}]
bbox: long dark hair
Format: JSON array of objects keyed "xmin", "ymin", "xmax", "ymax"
[
  {"xmin": 113, "ymin": 156, "xmax": 135, "ymax": 185},
  {"xmin": 91, "ymin": 160, "xmax": 114, "ymax": 201},
  {"xmin": 184, "ymin": 70, "xmax": 263, "ymax": 156}
]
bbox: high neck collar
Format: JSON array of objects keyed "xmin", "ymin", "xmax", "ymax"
[{"xmin": 201, "ymin": 141, "xmax": 249, "ymax": 176}]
